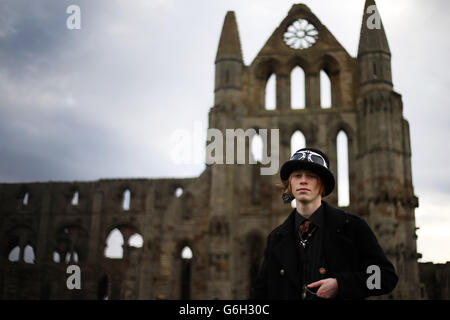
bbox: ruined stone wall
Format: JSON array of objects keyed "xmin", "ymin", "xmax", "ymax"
[
  {"xmin": 0, "ymin": 174, "xmax": 210, "ymax": 299},
  {"xmin": 419, "ymin": 262, "xmax": 450, "ymax": 299}
]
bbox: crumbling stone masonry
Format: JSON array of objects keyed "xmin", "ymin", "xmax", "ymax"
[{"xmin": 1, "ymin": 1, "xmax": 447, "ymax": 299}]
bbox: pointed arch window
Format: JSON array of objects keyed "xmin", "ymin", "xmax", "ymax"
[
  {"xmin": 8, "ymin": 246, "xmax": 21, "ymax": 262},
  {"xmin": 71, "ymin": 191, "xmax": 79, "ymax": 206},
  {"xmin": 175, "ymin": 187, "xmax": 183, "ymax": 198},
  {"xmin": 128, "ymin": 233, "xmax": 143, "ymax": 248},
  {"xmin": 53, "ymin": 251, "xmax": 61, "ymax": 263},
  {"xmin": 180, "ymin": 246, "xmax": 193, "ymax": 299},
  {"xmin": 104, "ymin": 228, "xmax": 124, "ymax": 259},
  {"xmin": 337, "ymin": 130, "xmax": 350, "ymax": 206},
  {"xmin": 321, "ymin": 70, "xmax": 332, "ymax": 109},
  {"xmin": 23, "ymin": 245, "xmax": 35, "ymax": 264},
  {"xmin": 122, "ymin": 189, "xmax": 131, "ymax": 211},
  {"xmin": 291, "ymin": 66, "xmax": 305, "ymax": 109},
  {"xmin": 72, "ymin": 251, "xmax": 79, "ymax": 263},
  {"xmin": 7, "ymin": 244, "xmax": 36, "ymax": 263},
  {"xmin": 64, "ymin": 252, "xmax": 72, "ymax": 264},
  {"xmin": 265, "ymin": 74, "xmax": 276, "ymax": 110},
  {"xmin": 23, "ymin": 192, "xmax": 29, "ymax": 206},
  {"xmin": 290, "ymin": 130, "xmax": 306, "ymax": 156},
  {"xmin": 250, "ymin": 133, "xmax": 263, "ymax": 163}
]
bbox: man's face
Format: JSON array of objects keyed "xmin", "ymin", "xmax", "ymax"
[{"xmin": 290, "ymin": 169, "xmax": 323, "ymax": 204}]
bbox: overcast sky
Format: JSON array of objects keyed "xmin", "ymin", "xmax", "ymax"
[{"xmin": 1, "ymin": 0, "xmax": 449, "ymax": 263}]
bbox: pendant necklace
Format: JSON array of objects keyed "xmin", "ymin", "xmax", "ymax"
[{"xmin": 299, "ymin": 226, "xmax": 317, "ymax": 248}]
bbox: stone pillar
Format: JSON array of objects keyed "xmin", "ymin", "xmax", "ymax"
[
  {"xmin": 87, "ymin": 191, "xmax": 103, "ymax": 262},
  {"xmin": 306, "ymin": 72, "xmax": 320, "ymax": 109},
  {"xmin": 277, "ymin": 73, "xmax": 290, "ymax": 111}
]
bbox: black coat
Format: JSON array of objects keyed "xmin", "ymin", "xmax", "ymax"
[{"xmin": 250, "ymin": 201, "xmax": 398, "ymax": 300}]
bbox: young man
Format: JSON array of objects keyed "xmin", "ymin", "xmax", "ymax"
[{"xmin": 250, "ymin": 148, "xmax": 398, "ymax": 300}]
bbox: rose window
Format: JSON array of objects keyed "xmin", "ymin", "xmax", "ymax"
[{"xmin": 283, "ymin": 19, "xmax": 318, "ymax": 49}]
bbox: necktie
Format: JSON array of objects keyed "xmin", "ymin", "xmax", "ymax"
[{"xmin": 299, "ymin": 220, "xmax": 312, "ymax": 239}]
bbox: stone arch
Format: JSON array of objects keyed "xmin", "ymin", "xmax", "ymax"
[
  {"xmin": 254, "ymin": 57, "xmax": 282, "ymax": 80},
  {"xmin": 104, "ymin": 223, "xmax": 141, "ymax": 244},
  {"xmin": 287, "ymin": 122, "xmax": 316, "ymax": 147},
  {"xmin": 319, "ymin": 54, "xmax": 341, "ymax": 108},
  {"xmin": 253, "ymin": 57, "xmax": 282, "ymax": 110},
  {"xmin": 320, "ymin": 53, "xmax": 340, "ymax": 75},
  {"xmin": 286, "ymin": 55, "xmax": 312, "ymax": 73},
  {"xmin": 327, "ymin": 121, "xmax": 355, "ymax": 145},
  {"xmin": 279, "ymin": 123, "xmax": 311, "ymax": 165},
  {"xmin": 104, "ymin": 223, "xmax": 142, "ymax": 259}
]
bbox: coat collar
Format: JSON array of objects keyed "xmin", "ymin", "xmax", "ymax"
[
  {"xmin": 295, "ymin": 204, "xmax": 324, "ymax": 231},
  {"xmin": 276, "ymin": 201, "xmax": 348, "ymax": 238}
]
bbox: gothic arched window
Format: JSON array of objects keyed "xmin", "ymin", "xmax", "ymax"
[
  {"xmin": 105, "ymin": 228, "xmax": 124, "ymax": 259},
  {"xmin": 180, "ymin": 246, "xmax": 193, "ymax": 299},
  {"xmin": 337, "ymin": 130, "xmax": 350, "ymax": 206},
  {"xmin": 265, "ymin": 74, "xmax": 276, "ymax": 110},
  {"xmin": 291, "ymin": 66, "xmax": 305, "ymax": 109},
  {"xmin": 22, "ymin": 192, "xmax": 29, "ymax": 206},
  {"xmin": 250, "ymin": 133, "xmax": 263, "ymax": 163},
  {"xmin": 128, "ymin": 233, "xmax": 143, "ymax": 248},
  {"xmin": 23, "ymin": 244, "xmax": 35, "ymax": 264},
  {"xmin": 320, "ymin": 70, "xmax": 332, "ymax": 109},
  {"xmin": 122, "ymin": 189, "xmax": 131, "ymax": 211},
  {"xmin": 71, "ymin": 191, "xmax": 79, "ymax": 206}
]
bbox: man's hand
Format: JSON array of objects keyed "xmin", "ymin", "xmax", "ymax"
[{"xmin": 307, "ymin": 278, "xmax": 338, "ymax": 299}]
